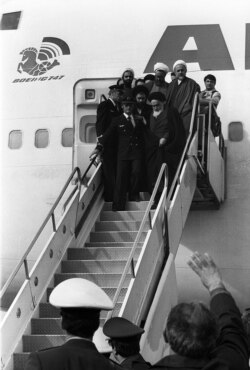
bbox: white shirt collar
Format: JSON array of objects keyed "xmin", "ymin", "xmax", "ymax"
[
  {"xmin": 66, "ymin": 335, "xmax": 92, "ymax": 342},
  {"xmin": 123, "ymin": 113, "xmax": 135, "ymax": 127},
  {"xmin": 109, "ymin": 98, "xmax": 116, "ymax": 107}
]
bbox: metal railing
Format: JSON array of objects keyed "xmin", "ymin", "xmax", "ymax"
[
  {"xmin": 107, "ymin": 163, "xmax": 168, "ymax": 319},
  {"xmin": 63, "ymin": 155, "xmax": 99, "ymax": 212},
  {"xmin": 0, "ymin": 167, "xmax": 81, "ymax": 301},
  {"xmin": 201, "ymin": 101, "xmax": 225, "ymax": 161},
  {"xmin": 107, "ymin": 93, "xmax": 201, "ymax": 318},
  {"xmin": 167, "ymin": 92, "xmax": 199, "ymax": 202},
  {"xmin": 0, "ymin": 153, "xmax": 103, "ymax": 304}
]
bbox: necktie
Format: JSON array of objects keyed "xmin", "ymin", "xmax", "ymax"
[{"xmin": 127, "ymin": 115, "xmax": 135, "ymax": 127}]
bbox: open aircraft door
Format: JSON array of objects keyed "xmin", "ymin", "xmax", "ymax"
[{"xmin": 73, "ymin": 78, "xmax": 117, "ymax": 177}]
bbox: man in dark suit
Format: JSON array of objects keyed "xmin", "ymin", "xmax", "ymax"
[
  {"xmin": 96, "ymin": 84, "xmax": 123, "ymax": 201},
  {"xmin": 96, "ymin": 96, "xmax": 147, "ymax": 211},
  {"xmin": 132, "ymin": 85, "xmax": 152, "ymax": 126},
  {"xmin": 24, "ymin": 278, "xmax": 119, "ymax": 370},
  {"xmin": 152, "ymin": 252, "xmax": 249, "ymax": 370}
]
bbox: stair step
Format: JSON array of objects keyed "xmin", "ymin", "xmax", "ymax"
[
  {"xmin": 13, "ymin": 353, "xmax": 30, "ymax": 370},
  {"xmin": 23, "ymin": 335, "xmax": 66, "ymax": 352},
  {"xmin": 31, "ymin": 318, "xmax": 63, "ymax": 334},
  {"xmin": 83, "ymin": 242, "xmax": 144, "ymax": 248},
  {"xmin": 61, "ymin": 260, "xmax": 136, "ymax": 273},
  {"xmin": 31, "ymin": 318, "xmax": 109, "ymax": 334},
  {"xmin": 100, "ymin": 210, "xmax": 154, "ymax": 221},
  {"xmin": 12, "ymin": 200, "xmax": 149, "ymax": 369},
  {"xmin": 103, "ymin": 201, "xmax": 149, "ymax": 211},
  {"xmin": 95, "ymin": 220, "xmax": 150, "ymax": 232},
  {"xmin": 89, "ymin": 231, "xmax": 147, "ymax": 243},
  {"xmin": 54, "ymin": 273, "xmax": 132, "ymax": 287},
  {"xmin": 46, "ymin": 286, "xmax": 127, "ymax": 303},
  {"xmin": 67, "ymin": 246, "xmax": 142, "ymax": 260}
]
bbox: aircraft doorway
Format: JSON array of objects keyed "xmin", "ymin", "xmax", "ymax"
[{"xmin": 73, "ymin": 78, "xmax": 117, "ymax": 177}]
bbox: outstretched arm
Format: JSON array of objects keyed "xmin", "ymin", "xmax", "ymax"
[{"xmin": 188, "ymin": 252, "xmax": 249, "ymax": 369}]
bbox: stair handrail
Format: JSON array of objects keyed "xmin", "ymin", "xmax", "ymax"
[
  {"xmin": 0, "ymin": 167, "xmax": 82, "ymax": 301},
  {"xmin": 107, "ymin": 163, "xmax": 168, "ymax": 319},
  {"xmin": 62, "ymin": 155, "xmax": 99, "ymax": 212},
  {"xmin": 167, "ymin": 92, "xmax": 199, "ymax": 202},
  {"xmin": 108, "ymin": 93, "xmax": 200, "ymax": 317},
  {"xmin": 209, "ymin": 101, "xmax": 225, "ymax": 156}
]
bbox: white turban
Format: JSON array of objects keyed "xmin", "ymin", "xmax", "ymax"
[
  {"xmin": 173, "ymin": 60, "xmax": 187, "ymax": 71},
  {"xmin": 154, "ymin": 62, "xmax": 169, "ymax": 74}
]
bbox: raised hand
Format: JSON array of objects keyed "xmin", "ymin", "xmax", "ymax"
[{"xmin": 187, "ymin": 252, "xmax": 225, "ymax": 293}]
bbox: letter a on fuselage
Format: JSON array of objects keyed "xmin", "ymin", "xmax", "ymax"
[{"xmin": 144, "ymin": 24, "xmax": 234, "ymax": 71}]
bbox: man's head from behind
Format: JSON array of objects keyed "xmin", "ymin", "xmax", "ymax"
[
  {"xmin": 103, "ymin": 317, "xmax": 144, "ymax": 358},
  {"xmin": 61, "ymin": 307, "xmax": 100, "ymax": 338},
  {"xmin": 49, "ymin": 278, "xmax": 113, "ymax": 340},
  {"xmin": 165, "ymin": 302, "xmax": 219, "ymax": 358}
]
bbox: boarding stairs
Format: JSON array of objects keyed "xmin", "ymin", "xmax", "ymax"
[
  {"xmin": 192, "ymin": 104, "xmax": 226, "ymax": 208},
  {"xmin": 13, "ymin": 201, "xmax": 152, "ymax": 370},
  {"xmin": 0, "ymin": 93, "xmax": 225, "ymax": 370}
]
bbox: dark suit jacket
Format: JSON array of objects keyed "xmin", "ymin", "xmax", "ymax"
[
  {"xmin": 96, "ymin": 99, "xmax": 121, "ymax": 138},
  {"xmin": 152, "ymin": 291, "xmax": 249, "ymax": 370},
  {"xmin": 134, "ymin": 104, "xmax": 152, "ymax": 126},
  {"xmin": 24, "ymin": 339, "xmax": 119, "ymax": 370},
  {"xmin": 147, "ymin": 108, "xmax": 185, "ymax": 154},
  {"xmin": 120, "ymin": 353, "xmax": 151, "ymax": 369},
  {"xmin": 98, "ymin": 114, "xmax": 146, "ymax": 161}
]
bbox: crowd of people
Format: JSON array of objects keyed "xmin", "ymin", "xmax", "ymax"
[
  {"xmin": 24, "ymin": 252, "xmax": 250, "ymax": 370},
  {"xmin": 91, "ymin": 60, "xmax": 221, "ymax": 211}
]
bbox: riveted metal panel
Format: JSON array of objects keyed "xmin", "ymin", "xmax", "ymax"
[
  {"xmin": 141, "ymin": 254, "xmax": 178, "ymax": 363},
  {"xmin": 120, "ymin": 192, "xmax": 167, "ymax": 324},
  {"xmin": 1, "ymin": 189, "xmax": 80, "ymax": 369},
  {"xmin": 208, "ymin": 133, "xmax": 224, "ymax": 201},
  {"xmin": 179, "ymin": 160, "xmax": 197, "ymax": 228},
  {"xmin": 0, "ymin": 281, "xmax": 34, "ymax": 369},
  {"xmin": 168, "ymin": 185, "xmax": 183, "ymax": 257}
]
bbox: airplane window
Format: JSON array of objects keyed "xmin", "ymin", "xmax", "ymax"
[
  {"xmin": 8, "ymin": 130, "xmax": 22, "ymax": 149},
  {"xmin": 62, "ymin": 128, "xmax": 73, "ymax": 147},
  {"xmin": 0, "ymin": 11, "xmax": 21, "ymax": 30},
  {"xmin": 228, "ymin": 122, "xmax": 243, "ymax": 142},
  {"xmin": 35, "ymin": 129, "xmax": 49, "ymax": 148},
  {"xmin": 79, "ymin": 115, "xmax": 97, "ymax": 143}
]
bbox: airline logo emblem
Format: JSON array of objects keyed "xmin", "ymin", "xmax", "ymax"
[{"xmin": 13, "ymin": 37, "xmax": 70, "ymax": 83}]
